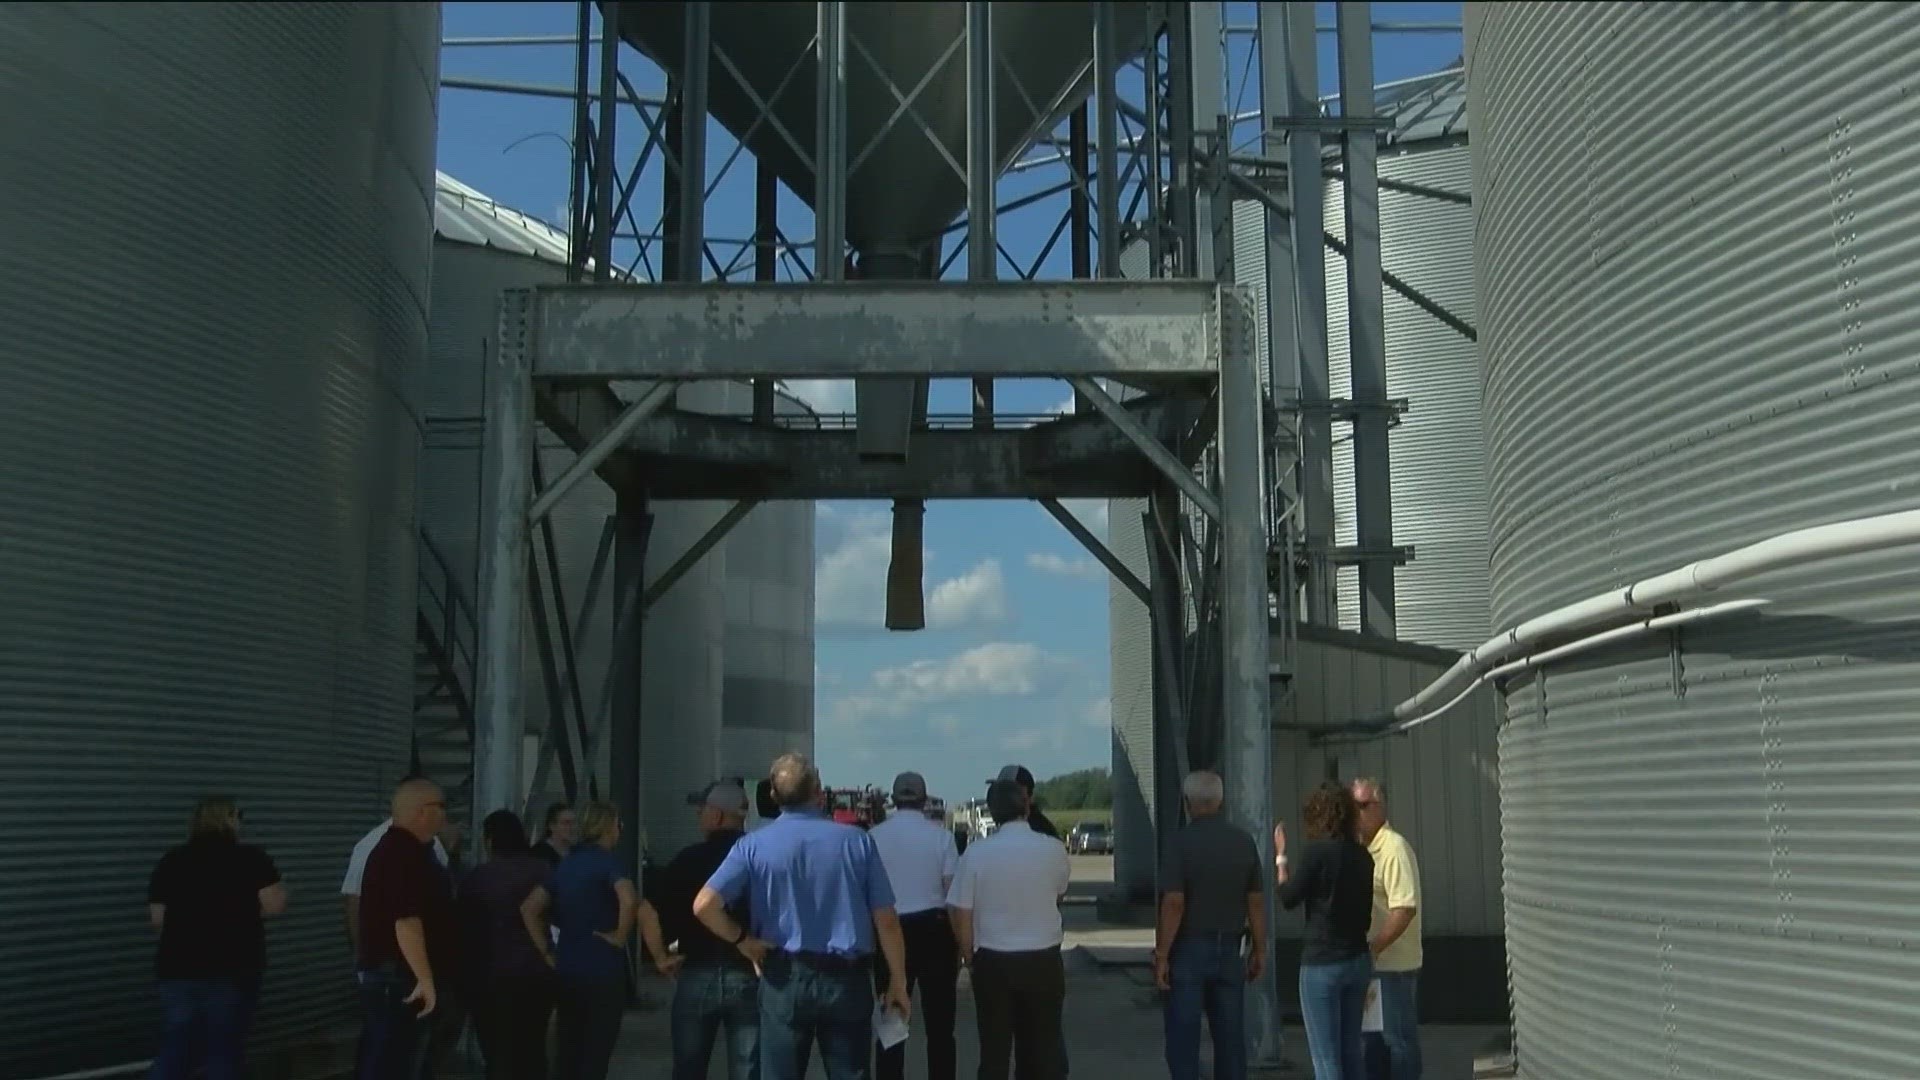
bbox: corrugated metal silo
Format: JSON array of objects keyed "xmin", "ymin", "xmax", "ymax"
[
  {"xmin": 1232, "ymin": 68, "xmax": 1490, "ymax": 651},
  {"xmin": 0, "ymin": 4, "xmax": 439, "ymax": 1075},
  {"xmin": 1468, "ymin": 3, "xmax": 1920, "ymax": 1076}
]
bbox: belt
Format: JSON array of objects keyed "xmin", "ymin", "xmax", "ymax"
[
  {"xmin": 778, "ymin": 950, "xmax": 871, "ymax": 970},
  {"xmin": 897, "ymin": 907, "xmax": 950, "ymax": 921}
]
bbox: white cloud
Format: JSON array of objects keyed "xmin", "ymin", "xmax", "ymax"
[
  {"xmin": 816, "ymin": 510, "xmax": 1008, "ymax": 631},
  {"xmin": 927, "ymin": 559, "xmax": 1008, "ymax": 626},
  {"xmin": 824, "ymin": 642, "xmax": 1068, "ymax": 730},
  {"xmin": 1026, "ymin": 552, "xmax": 1105, "ymax": 582}
]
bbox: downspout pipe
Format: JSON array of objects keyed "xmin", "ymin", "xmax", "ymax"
[{"xmin": 1332, "ymin": 508, "xmax": 1920, "ymax": 737}]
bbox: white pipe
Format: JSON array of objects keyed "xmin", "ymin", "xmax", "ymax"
[{"xmin": 1385, "ymin": 508, "xmax": 1920, "ymax": 728}]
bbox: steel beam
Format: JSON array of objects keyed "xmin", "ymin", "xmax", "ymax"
[
  {"xmin": 1337, "ymin": 3, "xmax": 1395, "ymax": 636},
  {"xmin": 1187, "ymin": 0, "xmax": 1230, "ymax": 280},
  {"xmin": 610, "ymin": 497, "xmax": 648, "ymax": 888},
  {"xmin": 527, "ymin": 381, "xmax": 674, "ymax": 524},
  {"xmin": 676, "ymin": 2, "xmax": 710, "ymax": 284},
  {"xmin": 815, "ymin": 3, "xmax": 847, "ymax": 281},
  {"xmin": 590, "ymin": 2, "xmax": 620, "ymax": 281},
  {"xmin": 1285, "ymin": 0, "xmax": 1337, "ymax": 625},
  {"xmin": 472, "ymin": 293, "xmax": 535, "ymax": 822},
  {"xmin": 1093, "ymin": 1, "xmax": 1122, "ymax": 280},
  {"xmin": 522, "ymin": 280, "xmax": 1232, "ymax": 379},
  {"xmin": 1069, "ymin": 376, "xmax": 1221, "ymax": 520},
  {"xmin": 1038, "ymin": 497, "xmax": 1149, "ymax": 605},
  {"xmin": 643, "ymin": 500, "xmax": 760, "ymax": 610},
  {"xmin": 1217, "ymin": 288, "xmax": 1280, "ymax": 1067},
  {"xmin": 966, "ymin": 1, "xmax": 996, "ymax": 429}
]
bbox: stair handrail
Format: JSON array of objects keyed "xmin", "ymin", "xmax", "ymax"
[{"xmin": 415, "ymin": 526, "xmax": 479, "ymax": 722}]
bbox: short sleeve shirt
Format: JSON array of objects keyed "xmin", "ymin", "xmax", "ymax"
[
  {"xmin": 1159, "ymin": 814, "xmax": 1262, "ymax": 936},
  {"xmin": 148, "ymin": 837, "xmax": 281, "ymax": 982},
  {"xmin": 1367, "ymin": 824, "xmax": 1423, "ymax": 972},
  {"xmin": 357, "ymin": 827, "xmax": 458, "ymax": 976},
  {"xmin": 705, "ymin": 808, "xmax": 895, "ymax": 957},
  {"xmin": 549, "ymin": 845, "xmax": 632, "ymax": 981}
]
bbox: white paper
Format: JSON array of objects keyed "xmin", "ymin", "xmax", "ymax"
[
  {"xmin": 1361, "ymin": 979, "xmax": 1384, "ymax": 1033},
  {"xmin": 873, "ymin": 1004, "xmax": 911, "ymax": 1049}
]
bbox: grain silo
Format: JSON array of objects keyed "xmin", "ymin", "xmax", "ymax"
[
  {"xmin": 0, "ymin": 5, "xmax": 439, "ymax": 1075},
  {"xmin": 1467, "ymin": 3, "xmax": 1920, "ymax": 1076},
  {"xmin": 426, "ymin": 174, "xmax": 814, "ymax": 858},
  {"xmin": 1231, "ymin": 67, "xmax": 1488, "ymax": 651}
]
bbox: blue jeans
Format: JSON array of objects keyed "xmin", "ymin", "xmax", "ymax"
[
  {"xmin": 151, "ymin": 979, "xmax": 257, "ymax": 1080},
  {"xmin": 1162, "ymin": 932, "xmax": 1247, "ymax": 1080},
  {"xmin": 1362, "ymin": 970, "xmax": 1421, "ymax": 1080},
  {"xmin": 1298, "ymin": 954, "xmax": 1372, "ymax": 1080},
  {"xmin": 355, "ymin": 969, "xmax": 433, "ymax": 1080},
  {"xmin": 757, "ymin": 952, "xmax": 874, "ymax": 1080},
  {"xmin": 671, "ymin": 961, "xmax": 760, "ymax": 1080}
]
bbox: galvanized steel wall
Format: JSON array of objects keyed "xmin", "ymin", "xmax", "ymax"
[
  {"xmin": 1228, "ymin": 141, "xmax": 1491, "ymax": 651},
  {"xmin": 1468, "ymin": 3, "xmax": 1920, "ymax": 1076},
  {"xmin": 0, "ymin": 4, "xmax": 439, "ymax": 1074},
  {"xmin": 1109, "ymin": 239, "xmax": 1159, "ymax": 895}
]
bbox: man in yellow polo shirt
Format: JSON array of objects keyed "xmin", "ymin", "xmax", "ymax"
[{"xmin": 1352, "ymin": 777, "xmax": 1422, "ymax": 1080}]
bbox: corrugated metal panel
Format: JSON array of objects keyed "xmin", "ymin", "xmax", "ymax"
[
  {"xmin": 1470, "ymin": 3, "xmax": 1920, "ymax": 1076},
  {"xmin": 1272, "ymin": 634, "xmax": 1504, "ymax": 938},
  {"xmin": 0, "ymin": 4, "xmax": 439, "ymax": 1074}
]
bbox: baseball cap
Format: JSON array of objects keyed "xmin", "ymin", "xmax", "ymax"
[
  {"xmin": 892, "ymin": 771, "xmax": 929, "ymax": 802},
  {"xmin": 993, "ymin": 764, "xmax": 1036, "ymax": 788},
  {"xmin": 686, "ymin": 779, "xmax": 750, "ymax": 813}
]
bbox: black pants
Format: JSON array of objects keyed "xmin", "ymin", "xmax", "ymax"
[
  {"xmin": 971, "ymin": 947, "xmax": 1065, "ymax": 1080},
  {"xmin": 872, "ymin": 910, "xmax": 959, "ymax": 1080},
  {"xmin": 553, "ymin": 975, "xmax": 625, "ymax": 1080},
  {"xmin": 473, "ymin": 975, "xmax": 554, "ymax": 1080}
]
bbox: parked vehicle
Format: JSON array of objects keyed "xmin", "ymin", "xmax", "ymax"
[{"xmin": 1067, "ymin": 820, "xmax": 1113, "ymax": 855}]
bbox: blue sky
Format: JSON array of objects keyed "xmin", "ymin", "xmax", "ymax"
[{"xmin": 437, "ymin": 2, "xmax": 1463, "ymax": 805}]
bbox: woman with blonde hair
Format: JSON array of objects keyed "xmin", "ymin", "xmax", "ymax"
[
  {"xmin": 1273, "ymin": 782, "xmax": 1374, "ymax": 1080},
  {"xmin": 146, "ymin": 796, "xmax": 288, "ymax": 1080}
]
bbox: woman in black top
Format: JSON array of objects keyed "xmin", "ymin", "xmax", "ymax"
[
  {"xmin": 459, "ymin": 810, "xmax": 556, "ymax": 1080},
  {"xmin": 1274, "ymin": 782, "xmax": 1374, "ymax": 1080},
  {"xmin": 146, "ymin": 796, "xmax": 287, "ymax": 1080}
]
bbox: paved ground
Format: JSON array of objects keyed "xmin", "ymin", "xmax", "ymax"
[{"xmin": 600, "ymin": 855, "xmax": 1511, "ymax": 1078}]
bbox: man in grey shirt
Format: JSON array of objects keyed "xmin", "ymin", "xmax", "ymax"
[{"xmin": 1153, "ymin": 770, "xmax": 1266, "ymax": 1080}]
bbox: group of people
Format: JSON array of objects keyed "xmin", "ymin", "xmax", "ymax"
[{"xmin": 141, "ymin": 760, "xmax": 1422, "ymax": 1080}]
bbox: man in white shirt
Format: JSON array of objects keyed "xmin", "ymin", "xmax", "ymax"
[
  {"xmin": 947, "ymin": 778, "xmax": 1070, "ymax": 1080},
  {"xmin": 868, "ymin": 772, "xmax": 961, "ymax": 1080}
]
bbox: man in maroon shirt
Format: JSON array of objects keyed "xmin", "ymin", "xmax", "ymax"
[{"xmin": 355, "ymin": 779, "xmax": 458, "ymax": 1080}]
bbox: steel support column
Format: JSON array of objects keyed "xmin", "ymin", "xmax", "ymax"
[
  {"xmin": 815, "ymin": 2, "xmax": 846, "ymax": 280},
  {"xmin": 473, "ymin": 298, "xmax": 535, "ymax": 823},
  {"xmin": 966, "ymin": 1, "xmax": 995, "ymax": 429},
  {"xmin": 1093, "ymin": 1, "xmax": 1122, "ymax": 281},
  {"xmin": 1285, "ymin": 0, "xmax": 1336, "ymax": 624},
  {"xmin": 1218, "ymin": 291, "xmax": 1280, "ymax": 1067},
  {"xmin": 1146, "ymin": 484, "xmax": 1191, "ymax": 895},
  {"xmin": 754, "ymin": 159, "xmax": 778, "ymax": 421},
  {"xmin": 590, "ymin": 2, "xmax": 620, "ymax": 281},
  {"xmin": 1337, "ymin": 3, "xmax": 1395, "ymax": 635},
  {"xmin": 611, "ymin": 496, "xmax": 649, "ymax": 883},
  {"xmin": 676, "ymin": 2, "xmax": 710, "ymax": 284}
]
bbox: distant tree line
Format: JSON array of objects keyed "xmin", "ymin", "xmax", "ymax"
[{"xmin": 1034, "ymin": 767, "xmax": 1112, "ymax": 810}]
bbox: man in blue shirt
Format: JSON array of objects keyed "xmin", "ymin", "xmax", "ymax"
[{"xmin": 695, "ymin": 753, "xmax": 912, "ymax": 1080}]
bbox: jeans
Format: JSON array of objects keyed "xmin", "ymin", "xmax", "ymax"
[
  {"xmin": 758, "ymin": 951, "xmax": 875, "ymax": 1080},
  {"xmin": 472, "ymin": 975, "xmax": 554, "ymax": 1080},
  {"xmin": 554, "ymin": 975, "xmax": 627, "ymax": 1080},
  {"xmin": 356, "ymin": 969, "xmax": 434, "ymax": 1080},
  {"xmin": 1298, "ymin": 954, "xmax": 1372, "ymax": 1080},
  {"xmin": 971, "ymin": 947, "xmax": 1065, "ymax": 1080},
  {"xmin": 1362, "ymin": 970, "xmax": 1422, "ymax": 1080},
  {"xmin": 872, "ymin": 911, "xmax": 958, "ymax": 1080},
  {"xmin": 151, "ymin": 979, "xmax": 257, "ymax": 1080},
  {"xmin": 671, "ymin": 960, "xmax": 760, "ymax": 1080},
  {"xmin": 1162, "ymin": 932, "xmax": 1247, "ymax": 1080}
]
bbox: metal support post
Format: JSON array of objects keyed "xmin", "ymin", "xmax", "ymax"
[
  {"xmin": 754, "ymin": 159, "xmax": 778, "ymax": 421},
  {"xmin": 611, "ymin": 496, "xmax": 649, "ymax": 889},
  {"xmin": 1068, "ymin": 107, "xmax": 1093, "ymax": 413},
  {"xmin": 1146, "ymin": 485, "xmax": 1191, "ymax": 892},
  {"xmin": 591, "ymin": 2, "xmax": 620, "ymax": 280},
  {"xmin": 567, "ymin": 1, "xmax": 593, "ymax": 282},
  {"xmin": 1187, "ymin": 0, "xmax": 1229, "ymax": 280},
  {"xmin": 1285, "ymin": 0, "xmax": 1337, "ymax": 624},
  {"xmin": 1143, "ymin": 25, "xmax": 1166, "ymax": 276},
  {"xmin": 1218, "ymin": 292, "xmax": 1280, "ymax": 1067},
  {"xmin": 676, "ymin": 2, "xmax": 711, "ymax": 283},
  {"xmin": 1093, "ymin": 1, "xmax": 1121, "ymax": 280},
  {"xmin": 966, "ymin": 1, "xmax": 995, "ymax": 429},
  {"xmin": 1337, "ymin": 3, "xmax": 1395, "ymax": 636},
  {"xmin": 815, "ymin": 3, "xmax": 847, "ymax": 282},
  {"xmin": 527, "ymin": 381, "xmax": 675, "ymax": 525},
  {"xmin": 1165, "ymin": 8, "xmax": 1197, "ymax": 275},
  {"xmin": 473, "ymin": 301, "xmax": 535, "ymax": 822},
  {"xmin": 1258, "ymin": 1, "xmax": 1300, "ymax": 674},
  {"xmin": 1068, "ymin": 375, "xmax": 1221, "ymax": 521}
]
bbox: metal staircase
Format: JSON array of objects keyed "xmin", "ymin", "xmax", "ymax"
[{"xmin": 412, "ymin": 528, "xmax": 478, "ymax": 827}]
